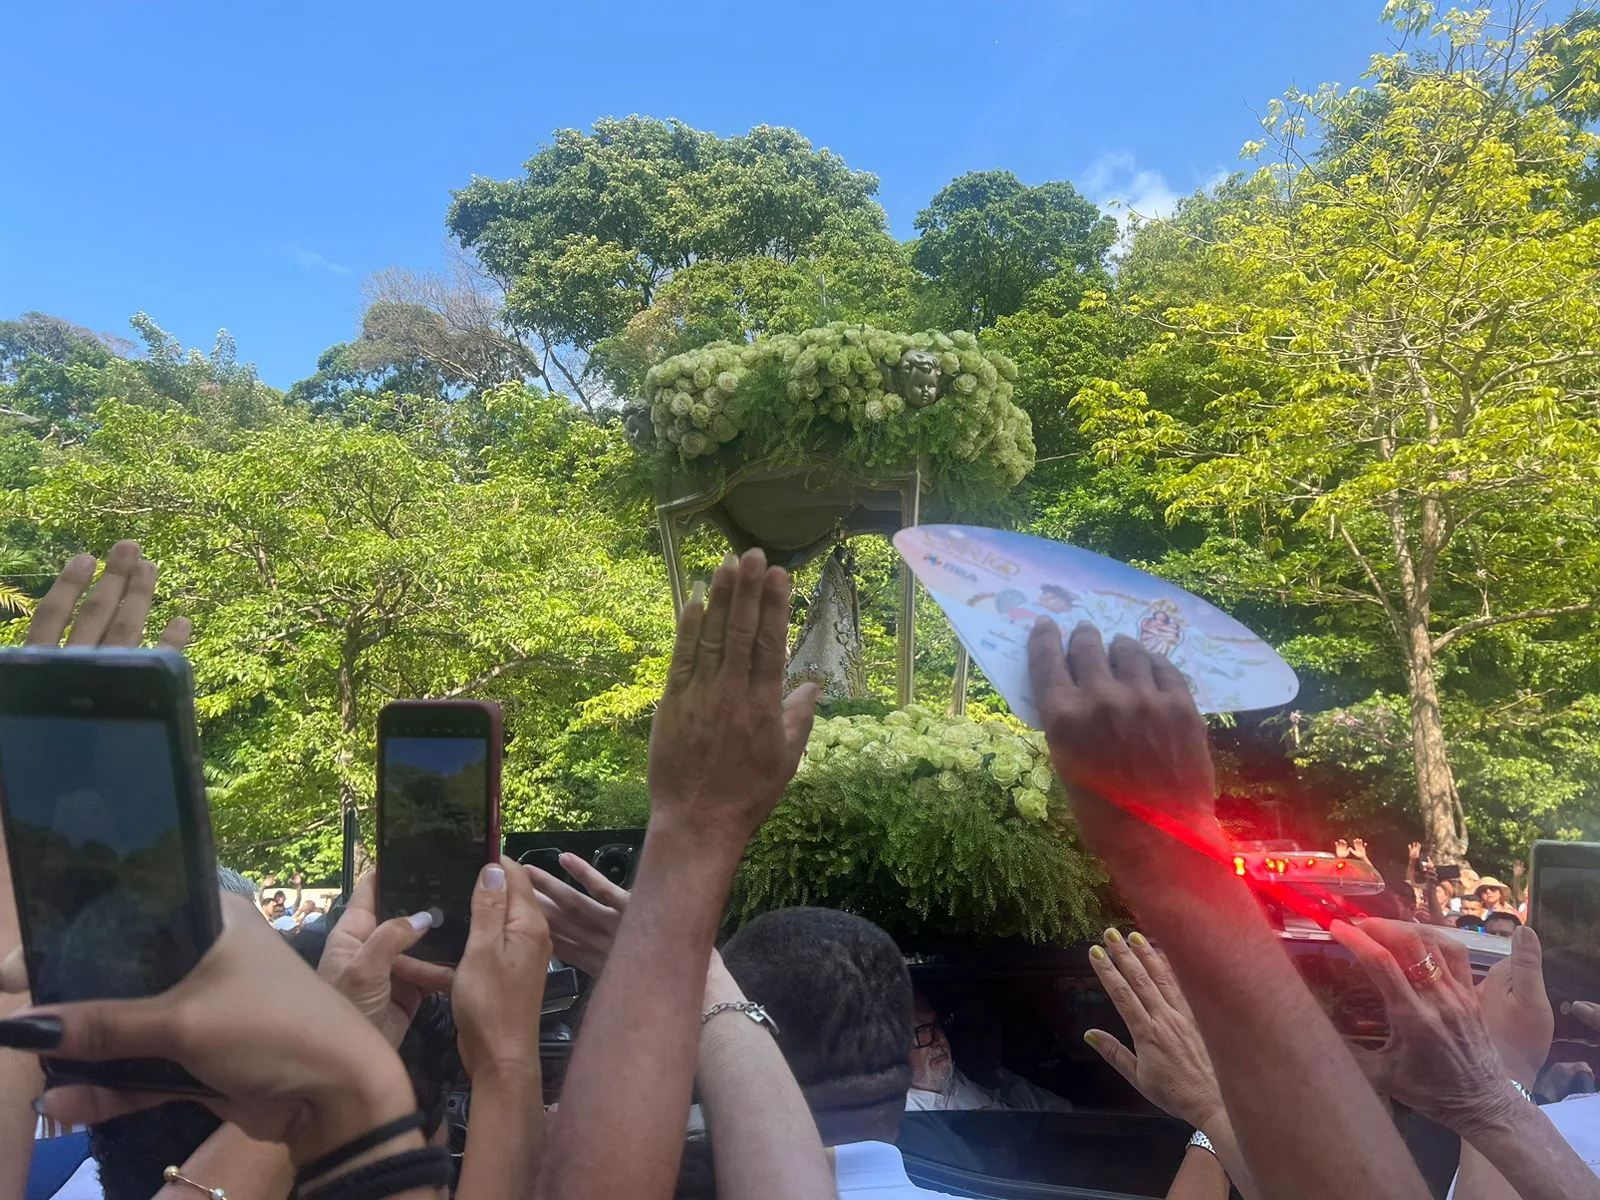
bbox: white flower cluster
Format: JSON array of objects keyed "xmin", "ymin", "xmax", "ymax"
[
  {"xmin": 796, "ymin": 705, "xmax": 1062, "ymax": 822},
  {"xmin": 639, "ymin": 322, "xmax": 1034, "ymax": 490}
]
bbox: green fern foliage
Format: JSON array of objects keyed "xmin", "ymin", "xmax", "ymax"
[{"xmin": 731, "ymin": 707, "xmax": 1108, "ymax": 944}]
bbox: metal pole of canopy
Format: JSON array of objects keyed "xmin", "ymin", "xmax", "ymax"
[
  {"xmin": 659, "ymin": 508, "xmax": 687, "ymax": 618},
  {"xmin": 896, "ymin": 465, "xmax": 922, "ymax": 709},
  {"xmin": 950, "ymin": 646, "xmax": 970, "ymax": 717}
]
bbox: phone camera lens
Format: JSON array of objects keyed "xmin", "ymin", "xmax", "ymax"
[{"xmin": 591, "ymin": 845, "xmax": 635, "ymax": 887}]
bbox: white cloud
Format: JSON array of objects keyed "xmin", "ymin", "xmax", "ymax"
[
  {"xmin": 1081, "ymin": 151, "xmax": 1183, "ymax": 228},
  {"xmin": 289, "ymin": 244, "xmax": 352, "ymax": 276}
]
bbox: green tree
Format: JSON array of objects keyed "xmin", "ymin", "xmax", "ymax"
[
  {"xmin": 913, "ymin": 170, "xmax": 1117, "ymax": 331},
  {"xmin": 8, "ymin": 388, "xmax": 674, "ymax": 875},
  {"xmin": 1076, "ymin": 5, "xmax": 1600, "ymax": 863},
  {"xmin": 447, "ymin": 118, "xmax": 912, "ymax": 402}
]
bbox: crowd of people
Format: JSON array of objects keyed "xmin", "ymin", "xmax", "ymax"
[{"xmin": 0, "ymin": 541, "xmax": 1597, "ymax": 1200}]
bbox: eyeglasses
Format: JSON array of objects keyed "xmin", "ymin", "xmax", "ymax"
[{"xmin": 912, "ymin": 1020, "xmax": 943, "ymax": 1049}]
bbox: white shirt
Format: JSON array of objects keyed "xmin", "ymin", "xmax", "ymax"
[
  {"xmin": 832, "ymin": 1140, "xmax": 965, "ymax": 1199},
  {"xmin": 905, "ymin": 1066, "xmax": 1072, "ymax": 1113},
  {"xmin": 1448, "ymin": 1093, "xmax": 1600, "ymax": 1197}
]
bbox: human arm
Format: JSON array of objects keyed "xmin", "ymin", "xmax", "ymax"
[
  {"xmin": 1083, "ymin": 929, "xmax": 1256, "ymax": 1199},
  {"xmin": 1027, "ymin": 619, "xmax": 1430, "ymax": 1200},
  {"xmin": 1406, "ymin": 841, "xmax": 1422, "ymax": 886},
  {"xmin": 697, "ymin": 950, "xmax": 834, "ymax": 1200},
  {"xmin": 451, "ymin": 858, "xmax": 551, "ymax": 1200},
  {"xmin": 4, "ymin": 894, "xmax": 434, "ymax": 1199},
  {"xmin": 0, "ymin": 544, "xmax": 193, "ymax": 1198},
  {"xmin": 1332, "ymin": 920, "xmax": 1600, "ymax": 1200},
  {"xmin": 1511, "ymin": 859, "xmax": 1525, "ymax": 909},
  {"xmin": 1164, "ymin": 1145, "xmax": 1230, "ymax": 1200},
  {"xmin": 535, "ymin": 550, "xmax": 818, "ymax": 1200}
]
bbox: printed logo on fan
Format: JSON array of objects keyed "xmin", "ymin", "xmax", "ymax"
[
  {"xmin": 920, "ymin": 529, "xmax": 1020, "ymax": 578},
  {"xmin": 921, "ymin": 553, "xmax": 979, "ymax": 584}
]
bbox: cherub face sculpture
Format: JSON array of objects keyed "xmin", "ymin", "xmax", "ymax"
[{"xmin": 897, "ymin": 349, "xmax": 942, "ymax": 408}]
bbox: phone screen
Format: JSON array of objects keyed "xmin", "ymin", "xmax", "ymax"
[
  {"xmin": 0, "ymin": 714, "xmax": 203, "ymax": 1005},
  {"xmin": 1529, "ymin": 845, "xmax": 1600, "ymax": 1041},
  {"xmin": 379, "ymin": 734, "xmax": 490, "ymax": 961}
]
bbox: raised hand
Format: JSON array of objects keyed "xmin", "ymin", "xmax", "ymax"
[
  {"xmin": 1330, "ymin": 918, "xmax": 1516, "ymax": 1136},
  {"xmin": 452, "ymin": 858, "xmax": 552, "ymax": 1083},
  {"xmin": 1351, "ymin": 838, "xmax": 1368, "ymax": 861},
  {"xmin": 647, "ymin": 549, "xmax": 819, "ymax": 856},
  {"xmin": 1335, "ymin": 839, "xmax": 1350, "ymax": 859},
  {"xmin": 0, "ymin": 894, "xmax": 419, "ymax": 1167},
  {"xmin": 25, "ymin": 541, "xmax": 190, "ymax": 650},
  {"xmin": 1408, "ymin": 842, "xmax": 1422, "ymax": 863},
  {"xmin": 1476, "ymin": 927, "xmax": 1553, "ymax": 1088},
  {"xmin": 1084, "ymin": 930, "xmax": 1221, "ymax": 1129},
  {"xmin": 1026, "ymin": 620, "xmax": 1218, "ymax": 881},
  {"xmin": 527, "ymin": 852, "xmax": 629, "ymax": 979},
  {"xmin": 318, "ymin": 874, "xmax": 455, "ymax": 1047}
]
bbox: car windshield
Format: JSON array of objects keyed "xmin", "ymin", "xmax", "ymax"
[{"xmin": 7, "ymin": 2, "xmax": 1600, "ymax": 1199}]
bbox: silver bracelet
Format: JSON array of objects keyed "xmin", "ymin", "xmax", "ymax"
[
  {"xmin": 702, "ymin": 1000, "xmax": 779, "ymax": 1036},
  {"xmin": 1510, "ymin": 1079, "xmax": 1535, "ymax": 1104},
  {"xmin": 1187, "ymin": 1129, "xmax": 1215, "ymax": 1156}
]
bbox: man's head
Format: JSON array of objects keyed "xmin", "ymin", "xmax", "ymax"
[
  {"xmin": 909, "ymin": 991, "xmax": 954, "ymax": 1093},
  {"xmin": 1461, "ymin": 897, "xmax": 1486, "ymax": 919},
  {"xmin": 1484, "ymin": 910, "xmax": 1522, "ymax": 939},
  {"xmin": 721, "ymin": 907, "xmax": 913, "ymax": 1146}
]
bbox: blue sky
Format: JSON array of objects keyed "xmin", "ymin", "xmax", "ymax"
[{"xmin": 2, "ymin": 1, "xmax": 1390, "ymax": 390}]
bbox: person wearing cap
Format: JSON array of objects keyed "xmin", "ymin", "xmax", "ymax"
[{"xmin": 1475, "ymin": 876, "xmax": 1517, "ymax": 914}]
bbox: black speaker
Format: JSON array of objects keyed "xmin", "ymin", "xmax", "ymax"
[{"xmin": 504, "ymin": 828, "xmax": 644, "ymax": 892}]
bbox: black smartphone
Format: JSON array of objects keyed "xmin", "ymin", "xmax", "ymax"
[
  {"xmin": 1436, "ymin": 864, "xmax": 1463, "ymax": 883},
  {"xmin": 0, "ymin": 648, "xmax": 220, "ymax": 1093},
  {"xmin": 1528, "ymin": 840, "xmax": 1600, "ymax": 1042},
  {"xmin": 376, "ymin": 701, "xmax": 502, "ymax": 965}
]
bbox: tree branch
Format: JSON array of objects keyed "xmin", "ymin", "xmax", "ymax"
[
  {"xmin": 1432, "ymin": 601, "xmax": 1600, "ymax": 654},
  {"xmin": 442, "ymin": 656, "xmax": 534, "ymax": 698}
]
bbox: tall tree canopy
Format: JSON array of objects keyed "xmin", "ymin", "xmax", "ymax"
[
  {"xmin": 446, "ymin": 118, "xmax": 914, "ymax": 403},
  {"xmin": 913, "ymin": 170, "xmax": 1117, "ymax": 331},
  {"xmin": 1076, "ymin": 2, "xmax": 1600, "ymax": 863}
]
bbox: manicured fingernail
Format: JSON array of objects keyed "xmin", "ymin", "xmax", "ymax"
[
  {"xmin": 0, "ymin": 1016, "xmax": 62, "ymax": 1050},
  {"xmin": 1083, "ymin": 1030, "xmax": 1099, "ymax": 1047},
  {"xmin": 1104, "ymin": 928, "xmax": 1122, "ymax": 944},
  {"xmin": 31, "ymin": 1095, "xmax": 47, "ymax": 1117},
  {"xmin": 689, "ymin": 580, "xmax": 706, "ymax": 606},
  {"xmin": 1089, "ymin": 945, "xmax": 1106, "ymax": 961},
  {"xmin": 1129, "ymin": 932, "xmax": 1147, "ymax": 948},
  {"xmin": 482, "ymin": 865, "xmax": 506, "ymax": 891},
  {"xmin": 409, "ymin": 911, "xmax": 434, "ymax": 931}
]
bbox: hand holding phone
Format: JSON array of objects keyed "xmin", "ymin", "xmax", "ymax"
[
  {"xmin": 1528, "ymin": 840, "xmax": 1600, "ymax": 1042},
  {"xmin": 376, "ymin": 701, "xmax": 502, "ymax": 965}
]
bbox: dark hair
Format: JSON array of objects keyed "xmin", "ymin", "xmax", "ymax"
[
  {"xmin": 90, "ymin": 1102, "xmax": 221, "ymax": 1200},
  {"xmin": 1485, "ymin": 910, "xmax": 1522, "ymax": 928},
  {"xmin": 721, "ymin": 907, "xmax": 912, "ymax": 1135}
]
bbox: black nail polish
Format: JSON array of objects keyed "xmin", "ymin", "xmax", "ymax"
[{"xmin": 0, "ymin": 1016, "xmax": 62, "ymax": 1050}]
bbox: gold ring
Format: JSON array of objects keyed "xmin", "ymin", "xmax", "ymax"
[{"xmin": 1403, "ymin": 953, "xmax": 1443, "ymax": 987}]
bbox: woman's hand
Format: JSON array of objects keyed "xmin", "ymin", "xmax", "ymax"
[
  {"xmin": 1331, "ymin": 918, "xmax": 1518, "ymax": 1137},
  {"xmin": 1476, "ymin": 926, "xmax": 1553, "ymax": 1088},
  {"xmin": 25, "ymin": 541, "xmax": 190, "ymax": 650},
  {"xmin": 318, "ymin": 875, "xmax": 455, "ymax": 1047},
  {"xmin": 453, "ymin": 858, "xmax": 552, "ymax": 1084},
  {"xmin": 527, "ymin": 852, "xmax": 629, "ymax": 979},
  {"xmin": 1083, "ymin": 929, "xmax": 1223, "ymax": 1131},
  {"xmin": 0, "ymin": 893, "xmax": 418, "ymax": 1166}
]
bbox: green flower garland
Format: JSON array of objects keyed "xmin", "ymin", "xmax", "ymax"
[{"xmin": 633, "ymin": 322, "xmax": 1034, "ymax": 502}]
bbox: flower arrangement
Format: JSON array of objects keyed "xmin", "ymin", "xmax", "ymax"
[
  {"xmin": 731, "ymin": 706, "xmax": 1107, "ymax": 944},
  {"xmin": 631, "ymin": 323, "xmax": 1035, "ymax": 501}
]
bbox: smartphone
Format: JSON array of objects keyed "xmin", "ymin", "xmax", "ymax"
[
  {"xmin": 0, "ymin": 648, "xmax": 220, "ymax": 1093},
  {"xmin": 1436, "ymin": 864, "xmax": 1463, "ymax": 883},
  {"xmin": 1528, "ymin": 840, "xmax": 1600, "ymax": 1042},
  {"xmin": 376, "ymin": 701, "xmax": 502, "ymax": 964}
]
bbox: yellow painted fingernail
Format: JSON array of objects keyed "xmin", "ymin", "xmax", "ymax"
[
  {"xmin": 689, "ymin": 580, "xmax": 706, "ymax": 606},
  {"xmin": 1089, "ymin": 945, "xmax": 1106, "ymax": 961},
  {"xmin": 1129, "ymin": 932, "xmax": 1147, "ymax": 947},
  {"xmin": 1083, "ymin": 1030, "xmax": 1099, "ymax": 1047},
  {"xmin": 1104, "ymin": 928, "xmax": 1122, "ymax": 944}
]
